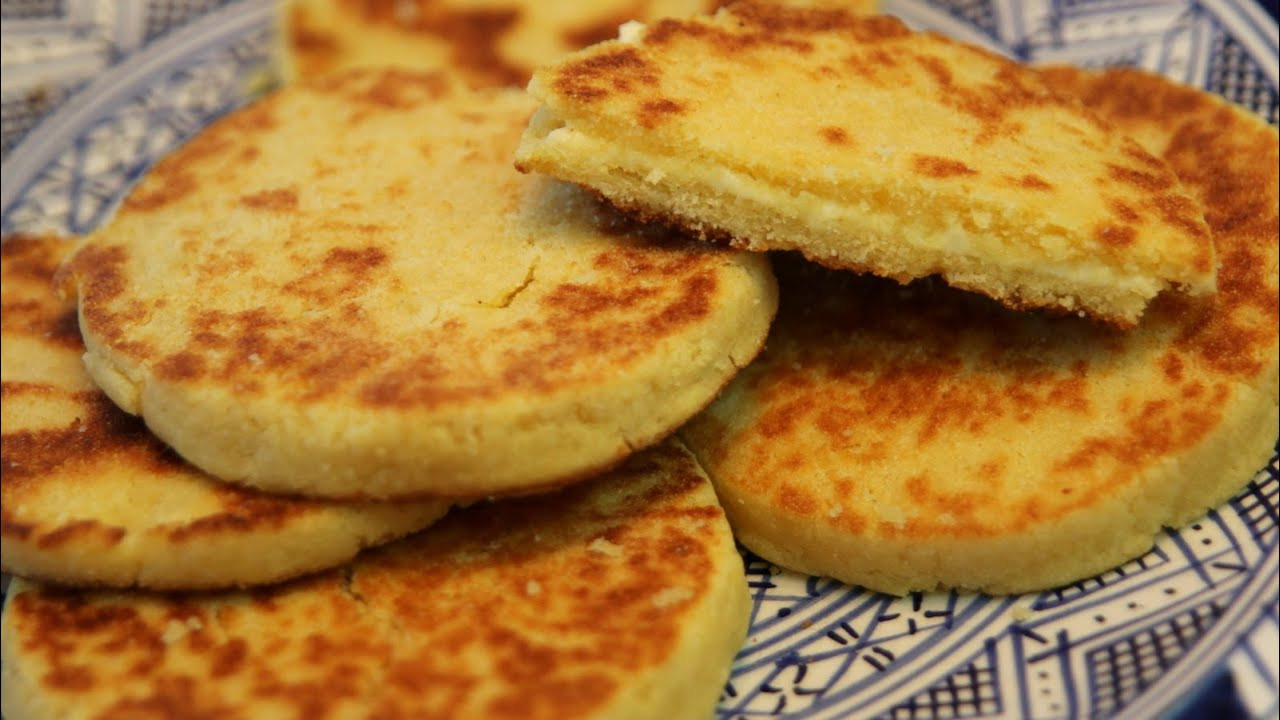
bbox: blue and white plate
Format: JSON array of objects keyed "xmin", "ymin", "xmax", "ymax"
[{"xmin": 1, "ymin": 2, "xmax": 1276, "ymax": 718}]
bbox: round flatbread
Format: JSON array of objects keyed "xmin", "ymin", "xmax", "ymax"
[
  {"xmin": 1, "ymin": 234, "xmax": 450, "ymax": 590},
  {"xmin": 0, "ymin": 439, "xmax": 749, "ymax": 720},
  {"xmin": 680, "ymin": 66, "xmax": 1279, "ymax": 595},
  {"xmin": 60, "ymin": 70, "xmax": 777, "ymax": 499},
  {"xmin": 514, "ymin": 1, "xmax": 1217, "ymax": 326},
  {"xmin": 280, "ymin": 0, "xmax": 727, "ymax": 87}
]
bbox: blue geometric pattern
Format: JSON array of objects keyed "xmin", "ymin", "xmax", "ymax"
[
  {"xmin": 881, "ymin": 641, "xmax": 1003, "ymax": 719},
  {"xmin": 1085, "ymin": 599, "xmax": 1226, "ymax": 715},
  {"xmin": 0, "ymin": 2, "xmax": 276, "ymax": 233},
  {"xmin": 0, "ymin": 2, "xmax": 1276, "ymax": 719},
  {"xmin": 0, "ymin": 0, "xmax": 244, "ymax": 157},
  {"xmin": 1208, "ymin": 26, "xmax": 1280, "ymax": 124},
  {"xmin": 717, "ymin": 459, "xmax": 1278, "ymax": 719}
]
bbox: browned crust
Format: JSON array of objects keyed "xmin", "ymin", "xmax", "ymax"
[
  {"xmin": 2, "ymin": 439, "xmax": 742, "ymax": 719},
  {"xmin": 2, "ymin": 233, "xmax": 446, "ymax": 589}
]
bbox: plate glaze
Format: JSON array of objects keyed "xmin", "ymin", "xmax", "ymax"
[{"xmin": 1, "ymin": 2, "xmax": 1276, "ymax": 718}]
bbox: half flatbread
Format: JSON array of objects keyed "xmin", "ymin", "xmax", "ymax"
[
  {"xmin": 1, "ymin": 439, "xmax": 748, "ymax": 720},
  {"xmin": 514, "ymin": 2, "xmax": 1216, "ymax": 326},
  {"xmin": 680, "ymin": 66, "xmax": 1279, "ymax": 595},
  {"xmin": 59, "ymin": 70, "xmax": 777, "ymax": 499},
  {"xmin": 1, "ymin": 234, "xmax": 450, "ymax": 590}
]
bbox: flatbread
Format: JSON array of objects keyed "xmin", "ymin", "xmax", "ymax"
[
  {"xmin": 59, "ymin": 70, "xmax": 777, "ymax": 499},
  {"xmin": 514, "ymin": 2, "xmax": 1217, "ymax": 326},
  {"xmin": 1, "ymin": 234, "xmax": 450, "ymax": 590},
  {"xmin": 0, "ymin": 439, "xmax": 749, "ymax": 720},
  {"xmin": 280, "ymin": 0, "xmax": 724, "ymax": 87},
  {"xmin": 280, "ymin": 0, "xmax": 878, "ymax": 87},
  {"xmin": 680, "ymin": 66, "xmax": 1279, "ymax": 595}
]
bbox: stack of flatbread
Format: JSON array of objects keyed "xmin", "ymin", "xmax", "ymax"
[{"xmin": 2, "ymin": 1, "xmax": 1275, "ymax": 718}]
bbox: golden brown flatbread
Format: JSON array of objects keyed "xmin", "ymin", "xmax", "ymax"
[
  {"xmin": 59, "ymin": 70, "xmax": 777, "ymax": 500},
  {"xmin": 1, "ymin": 439, "xmax": 749, "ymax": 720},
  {"xmin": 1, "ymin": 234, "xmax": 450, "ymax": 589},
  {"xmin": 280, "ymin": 0, "xmax": 879, "ymax": 87},
  {"xmin": 515, "ymin": 2, "xmax": 1217, "ymax": 326},
  {"xmin": 280, "ymin": 0, "xmax": 726, "ymax": 87},
  {"xmin": 680, "ymin": 66, "xmax": 1278, "ymax": 595}
]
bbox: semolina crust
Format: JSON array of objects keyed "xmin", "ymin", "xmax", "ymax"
[
  {"xmin": 1, "ymin": 439, "xmax": 749, "ymax": 720},
  {"xmin": 681, "ymin": 66, "xmax": 1279, "ymax": 595},
  {"xmin": 62, "ymin": 71, "xmax": 777, "ymax": 499},
  {"xmin": 1, "ymin": 234, "xmax": 451, "ymax": 590}
]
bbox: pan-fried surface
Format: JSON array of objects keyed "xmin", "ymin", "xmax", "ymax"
[
  {"xmin": 681, "ymin": 66, "xmax": 1278, "ymax": 595},
  {"xmin": 60, "ymin": 70, "xmax": 776, "ymax": 499},
  {"xmin": 1, "ymin": 234, "xmax": 450, "ymax": 590},
  {"xmin": 1, "ymin": 439, "xmax": 749, "ymax": 720},
  {"xmin": 280, "ymin": 0, "xmax": 727, "ymax": 87}
]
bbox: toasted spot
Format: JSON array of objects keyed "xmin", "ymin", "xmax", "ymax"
[
  {"xmin": 915, "ymin": 53, "xmax": 952, "ymax": 88},
  {"xmin": 1150, "ymin": 193, "xmax": 1211, "ymax": 249},
  {"xmin": 1, "ymin": 237, "xmax": 84, "ymax": 348},
  {"xmin": 554, "ymin": 47, "xmax": 660, "ymax": 102},
  {"xmin": 645, "ymin": 15, "xmax": 814, "ymax": 54},
  {"xmin": 358, "ymin": 68, "xmax": 452, "ymax": 109},
  {"xmin": 637, "ymin": 97, "xmax": 686, "ymax": 128},
  {"xmin": 382, "ymin": 178, "xmax": 410, "ymax": 199},
  {"xmin": 240, "ymin": 187, "xmax": 298, "ymax": 212},
  {"xmin": 731, "ymin": 3, "xmax": 908, "ymax": 41},
  {"xmin": 777, "ymin": 483, "xmax": 818, "ymax": 514},
  {"xmin": 287, "ymin": 4, "xmax": 338, "ymax": 64},
  {"xmin": 282, "ymin": 246, "xmax": 390, "ymax": 304},
  {"xmin": 33, "ymin": 519, "xmax": 128, "ymax": 550},
  {"xmin": 1015, "ymin": 173, "xmax": 1052, "ymax": 190},
  {"xmin": 912, "ymin": 154, "xmax": 977, "ymax": 178},
  {"xmin": 755, "ymin": 396, "xmax": 808, "ymax": 440},
  {"xmin": 1160, "ymin": 352, "xmax": 1185, "ymax": 383},
  {"xmin": 347, "ymin": 4, "xmax": 526, "ymax": 87},
  {"xmin": 2, "ymin": 234, "xmax": 68, "ymax": 282},
  {"xmin": 3, "ymin": 298, "xmax": 81, "ymax": 350},
  {"xmin": 819, "ymin": 126, "xmax": 850, "ymax": 145},
  {"xmin": 165, "ymin": 491, "xmax": 308, "ymax": 543},
  {"xmin": 1054, "ymin": 386, "xmax": 1228, "ymax": 477},
  {"xmin": 931, "ymin": 59, "xmax": 1066, "ymax": 143},
  {"xmin": 0, "ymin": 390, "xmax": 188, "ymax": 486},
  {"xmin": 1107, "ymin": 162, "xmax": 1174, "ymax": 192},
  {"xmin": 1107, "ymin": 197, "xmax": 1141, "ymax": 222},
  {"xmin": 1093, "ymin": 223, "xmax": 1137, "ymax": 247},
  {"xmin": 58, "ymin": 244, "xmax": 161, "ymax": 360},
  {"xmin": 542, "ymin": 283, "xmax": 661, "ymax": 317},
  {"xmin": 156, "ymin": 351, "xmax": 207, "ymax": 381}
]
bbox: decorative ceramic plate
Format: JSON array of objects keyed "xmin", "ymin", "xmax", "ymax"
[{"xmin": 1, "ymin": 1, "xmax": 1276, "ymax": 718}]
